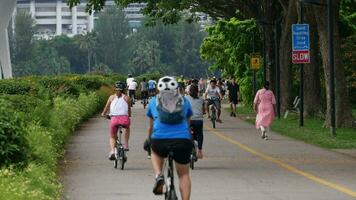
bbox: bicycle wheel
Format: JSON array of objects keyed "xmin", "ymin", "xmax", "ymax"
[
  {"xmin": 190, "ymin": 154, "xmax": 194, "ymax": 170},
  {"xmin": 119, "ymin": 149, "xmax": 125, "ymax": 170},
  {"xmin": 211, "ymin": 108, "xmax": 216, "ymax": 128},
  {"xmin": 113, "ymin": 159, "xmax": 118, "ymax": 168},
  {"xmin": 165, "ymin": 189, "xmax": 178, "ymax": 200}
]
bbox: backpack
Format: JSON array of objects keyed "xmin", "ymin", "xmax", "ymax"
[{"xmin": 156, "ymin": 90, "xmax": 185, "ymax": 124}]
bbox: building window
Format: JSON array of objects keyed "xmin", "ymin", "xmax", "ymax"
[
  {"xmin": 35, "ymin": 7, "xmax": 56, "ymax": 12},
  {"xmin": 36, "ymin": 16, "xmax": 56, "ymax": 19}
]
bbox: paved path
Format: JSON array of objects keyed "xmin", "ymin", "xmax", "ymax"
[{"xmin": 61, "ymin": 103, "xmax": 356, "ymax": 200}]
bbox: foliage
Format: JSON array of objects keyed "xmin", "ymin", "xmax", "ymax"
[
  {"xmin": 0, "ymin": 100, "xmax": 29, "ymax": 167},
  {"xmin": 341, "ymin": 35, "xmax": 356, "ymax": 108},
  {"xmin": 94, "ymin": 6, "xmax": 132, "ymax": 72},
  {"xmin": 8, "ymin": 10, "xmax": 35, "ymax": 64},
  {"xmin": 51, "ymin": 36, "xmax": 88, "ymax": 73},
  {"xmin": 128, "ymin": 40, "xmax": 161, "ymax": 75},
  {"xmin": 0, "ymin": 79, "xmax": 35, "ymax": 95},
  {"xmin": 201, "ymin": 18, "xmax": 261, "ymax": 105},
  {"xmin": 0, "ymin": 74, "xmax": 113, "ymax": 199},
  {"xmin": 37, "ymin": 77, "xmax": 81, "ymax": 97}
]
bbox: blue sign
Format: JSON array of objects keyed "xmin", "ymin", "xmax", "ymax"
[{"xmin": 292, "ymin": 24, "xmax": 310, "ymax": 50}]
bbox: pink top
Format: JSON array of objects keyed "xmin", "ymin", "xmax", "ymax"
[{"xmin": 254, "ymin": 89, "xmax": 276, "ymax": 129}]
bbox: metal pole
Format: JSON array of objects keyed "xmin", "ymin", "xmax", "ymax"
[
  {"xmin": 263, "ymin": 28, "xmax": 267, "ymax": 83},
  {"xmin": 299, "ymin": 2, "xmax": 304, "ymax": 127},
  {"xmin": 253, "ymin": 34, "xmax": 257, "ymax": 95},
  {"xmin": 328, "ymin": 0, "xmax": 336, "ymax": 136},
  {"xmin": 274, "ymin": 23, "xmax": 281, "ymax": 119}
]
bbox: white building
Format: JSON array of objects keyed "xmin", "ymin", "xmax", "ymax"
[{"xmin": 15, "ymin": 0, "xmax": 145, "ymax": 39}]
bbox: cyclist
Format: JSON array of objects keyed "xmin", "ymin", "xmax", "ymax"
[
  {"xmin": 101, "ymin": 81, "xmax": 131, "ymax": 160},
  {"xmin": 204, "ymin": 79, "xmax": 223, "ymax": 123},
  {"xmin": 126, "ymin": 74, "xmax": 134, "ymax": 87},
  {"xmin": 148, "ymin": 79, "xmax": 157, "ymax": 97},
  {"xmin": 128, "ymin": 79, "xmax": 137, "ymax": 106},
  {"xmin": 187, "ymin": 84, "xmax": 205, "ymax": 159},
  {"xmin": 146, "ymin": 76, "xmax": 193, "ymax": 200},
  {"xmin": 140, "ymin": 78, "xmax": 149, "ymax": 105},
  {"xmin": 177, "ymin": 75, "xmax": 185, "ymax": 95}
]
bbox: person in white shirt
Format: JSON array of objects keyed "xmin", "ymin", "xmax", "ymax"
[
  {"xmin": 128, "ymin": 79, "xmax": 138, "ymax": 106},
  {"xmin": 126, "ymin": 74, "xmax": 134, "ymax": 87},
  {"xmin": 101, "ymin": 81, "xmax": 131, "ymax": 160},
  {"xmin": 204, "ymin": 79, "xmax": 223, "ymax": 123}
]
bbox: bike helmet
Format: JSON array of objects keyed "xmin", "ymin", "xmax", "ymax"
[
  {"xmin": 115, "ymin": 81, "xmax": 126, "ymax": 91},
  {"xmin": 128, "ymin": 74, "xmax": 132, "ymax": 78},
  {"xmin": 157, "ymin": 76, "xmax": 178, "ymax": 91}
]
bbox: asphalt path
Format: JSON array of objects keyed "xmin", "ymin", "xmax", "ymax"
[{"xmin": 61, "ymin": 102, "xmax": 356, "ymax": 200}]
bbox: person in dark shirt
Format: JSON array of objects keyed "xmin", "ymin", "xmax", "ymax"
[{"xmin": 227, "ymin": 77, "xmax": 240, "ymax": 117}]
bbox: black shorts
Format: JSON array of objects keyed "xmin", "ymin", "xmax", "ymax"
[
  {"xmin": 128, "ymin": 90, "xmax": 135, "ymax": 98},
  {"xmin": 141, "ymin": 91, "xmax": 148, "ymax": 99},
  {"xmin": 151, "ymin": 139, "xmax": 192, "ymax": 164},
  {"xmin": 229, "ymin": 96, "xmax": 238, "ymax": 105}
]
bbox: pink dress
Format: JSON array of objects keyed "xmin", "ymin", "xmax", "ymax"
[{"xmin": 254, "ymin": 89, "xmax": 276, "ymax": 129}]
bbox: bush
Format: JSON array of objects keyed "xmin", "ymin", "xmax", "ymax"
[
  {"xmin": 37, "ymin": 77, "xmax": 81, "ymax": 97},
  {"xmin": 0, "ymin": 99, "xmax": 29, "ymax": 167},
  {"xmin": 0, "ymin": 79, "xmax": 35, "ymax": 95},
  {"xmin": 69, "ymin": 75, "xmax": 109, "ymax": 91}
]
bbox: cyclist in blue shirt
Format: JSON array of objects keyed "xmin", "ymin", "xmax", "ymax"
[
  {"xmin": 146, "ymin": 76, "xmax": 193, "ymax": 200},
  {"xmin": 148, "ymin": 79, "xmax": 157, "ymax": 97}
]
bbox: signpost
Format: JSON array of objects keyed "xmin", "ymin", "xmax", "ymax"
[
  {"xmin": 292, "ymin": 19, "xmax": 310, "ymax": 127},
  {"xmin": 250, "ymin": 53, "xmax": 260, "ymax": 95},
  {"xmin": 292, "ymin": 24, "xmax": 310, "ymax": 64}
]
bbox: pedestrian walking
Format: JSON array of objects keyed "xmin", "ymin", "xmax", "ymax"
[
  {"xmin": 253, "ymin": 81, "xmax": 276, "ymax": 140},
  {"xmin": 227, "ymin": 77, "xmax": 240, "ymax": 117}
]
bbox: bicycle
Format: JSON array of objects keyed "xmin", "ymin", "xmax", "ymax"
[
  {"xmin": 106, "ymin": 116, "xmax": 127, "ymax": 170},
  {"xmin": 141, "ymin": 91, "xmax": 148, "ymax": 109},
  {"xmin": 113, "ymin": 125, "xmax": 127, "ymax": 170},
  {"xmin": 163, "ymin": 151, "xmax": 178, "ymax": 200},
  {"xmin": 208, "ymin": 98, "xmax": 218, "ymax": 128},
  {"xmin": 190, "ymin": 140, "xmax": 198, "ymax": 170},
  {"xmin": 189, "ymin": 126, "xmax": 198, "ymax": 170}
]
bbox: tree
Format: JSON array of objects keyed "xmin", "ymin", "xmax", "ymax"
[
  {"xmin": 76, "ymin": 32, "xmax": 98, "ymax": 73},
  {"xmin": 128, "ymin": 40, "xmax": 161, "ymax": 75},
  {"xmin": 51, "ymin": 35, "xmax": 87, "ymax": 73},
  {"xmin": 8, "ymin": 10, "xmax": 35, "ymax": 76},
  {"xmin": 94, "ymin": 6, "xmax": 132, "ymax": 73}
]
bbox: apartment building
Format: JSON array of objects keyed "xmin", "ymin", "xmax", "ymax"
[{"xmin": 15, "ymin": 0, "xmax": 145, "ymax": 39}]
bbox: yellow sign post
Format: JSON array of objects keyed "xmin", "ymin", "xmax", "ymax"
[{"xmin": 250, "ymin": 53, "xmax": 261, "ymax": 70}]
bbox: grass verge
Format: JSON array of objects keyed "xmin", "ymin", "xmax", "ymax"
[{"xmin": 234, "ymin": 105, "xmax": 356, "ymax": 149}]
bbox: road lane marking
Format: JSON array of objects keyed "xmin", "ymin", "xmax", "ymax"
[{"xmin": 205, "ymin": 126, "xmax": 356, "ymax": 198}]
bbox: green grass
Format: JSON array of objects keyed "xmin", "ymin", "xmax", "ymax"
[{"xmin": 233, "ymin": 105, "xmax": 356, "ymax": 149}]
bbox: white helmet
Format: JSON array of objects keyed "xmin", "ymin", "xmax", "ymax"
[{"xmin": 157, "ymin": 76, "xmax": 178, "ymax": 91}]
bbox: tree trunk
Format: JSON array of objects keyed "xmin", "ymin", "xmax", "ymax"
[
  {"xmin": 264, "ymin": 0, "xmax": 275, "ymax": 91},
  {"xmin": 279, "ymin": 0, "xmax": 298, "ymax": 112},
  {"xmin": 313, "ymin": 0, "xmax": 353, "ymax": 127},
  {"xmin": 303, "ymin": 7, "xmax": 322, "ymax": 117}
]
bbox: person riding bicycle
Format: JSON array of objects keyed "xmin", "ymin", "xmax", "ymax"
[
  {"xmin": 187, "ymin": 84, "xmax": 205, "ymax": 159},
  {"xmin": 128, "ymin": 79, "xmax": 137, "ymax": 106},
  {"xmin": 126, "ymin": 74, "xmax": 134, "ymax": 87},
  {"xmin": 146, "ymin": 76, "xmax": 193, "ymax": 200},
  {"xmin": 177, "ymin": 75, "xmax": 185, "ymax": 95},
  {"xmin": 204, "ymin": 79, "xmax": 223, "ymax": 123},
  {"xmin": 101, "ymin": 81, "xmax": 131, "ymax": 160},
  {"xmin": 140, "ymin": 78, "xmax": 149, "ymax": 104},
  {"xmin": 148, "ymin": 79, "xmax": 157, "ymax": 97}
]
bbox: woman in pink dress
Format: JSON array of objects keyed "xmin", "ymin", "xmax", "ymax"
[{"xmin": 253, "ymin": 81, "xmax": 276, "ymax": 140}]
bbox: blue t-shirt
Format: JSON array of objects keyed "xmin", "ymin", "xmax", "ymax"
[
  {"xmin": 147, "ymin": 96, "xmax": 193, "ymax": 139},
  {"xmin": 148, "ymin": 80, "xmax": 156, "ymax": 89}
]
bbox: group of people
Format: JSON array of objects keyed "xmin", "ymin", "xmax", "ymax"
[{"xmin": 101, "ymin": 74, "xmax": 277, "ymax": 200}]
